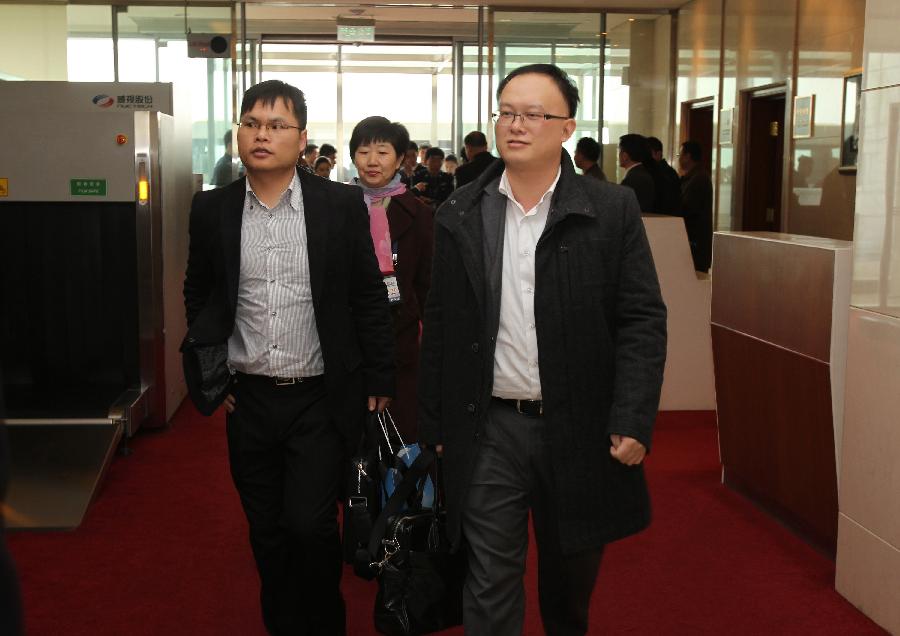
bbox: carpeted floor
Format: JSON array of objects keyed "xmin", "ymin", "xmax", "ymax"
[{"xmin": 5, "ymin": 404, "xmax": 886, "ymax": 635}]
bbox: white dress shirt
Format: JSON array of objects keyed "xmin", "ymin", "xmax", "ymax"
[
  {"xmin": 227, "ymin": 172, "xmax": 325, "ymax": 377},
  {"xmin": 492, "ymin": 168, "xmax": 561, "ymax": 400}
]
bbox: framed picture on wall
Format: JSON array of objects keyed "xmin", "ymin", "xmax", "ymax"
[{"xmin": 840, "ymin": 71, "xmax": 862, "ymax": 174}]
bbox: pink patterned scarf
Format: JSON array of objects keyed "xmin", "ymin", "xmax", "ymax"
[{"xmin": 353, "ymin": 175, "xmax": 407, "ymax": 274}]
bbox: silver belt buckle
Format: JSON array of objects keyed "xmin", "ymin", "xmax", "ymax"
[{"xmin": 275, "ymin": 376, "xmax": 297, "ymax": 386}]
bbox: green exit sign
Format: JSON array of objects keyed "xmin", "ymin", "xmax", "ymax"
[{"xmin": 70, "ymin": 179, "xmax": 107, "ymax": 196}]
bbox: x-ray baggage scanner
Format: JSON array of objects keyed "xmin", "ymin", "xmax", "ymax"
[{"xmin": 0, "ymin": 82, "xmax": 192, "ymax": 528}]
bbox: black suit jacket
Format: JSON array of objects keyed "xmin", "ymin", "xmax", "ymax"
[
  {"xmin": 454, "ymin": 151, "xmax": 497, "ymax": 188},
  {"xmin": 182, "ymin": 169, "xmax": 395, "ymax": 441},
  {"xmin": 621, "ymin": 164, "xmax": 656, "ymax": 213}
]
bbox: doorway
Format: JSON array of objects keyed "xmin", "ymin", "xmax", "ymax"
[
  {"xmin": 740, "ymin": 90, "xmax": 786, "ymax": 232},
  {"xmin": 681, "ymin": 99, "xmax": 714, "ymax": 175}
]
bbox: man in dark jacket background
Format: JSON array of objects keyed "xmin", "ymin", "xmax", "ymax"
[
  {"xmin": 419, "ymin": 64, "xmax": 667, "ymax": 635},
  {"xmin": 454, "ymin": 130, "xmax": 496, "ymax": 188},
  {"xmin": 647, "ymin": 136, "xmax": 681, "ymax": 215},
  {"xmin": 618, "ymin": 133, "xmax": 657, "ymax": 212},
  {"xmin": 678, "ymin": 140, "xmax": 714, "ymax": 272}
]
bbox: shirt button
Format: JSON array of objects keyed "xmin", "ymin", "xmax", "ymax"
[
  {"xmin": 523, "ymin": 250, "xmax": 530, "ymax": 256},
  {"xmin": 526, "ymin": 287, "xmax": 534, "ymax": 294},
  {"xmin": 272, "ymin": 344, "xmax": 278, "ymax": 349},
  {"xmin": 529, "ymin": 323, "xmax": 536, "ymax": 330},
  {"xmin": 271, "ymin": 312, "xmax": 277, "ymax": 317},
  {"xmin": 471, "ymin": 342, "xmax": 480, "ymax": 353},
  {"xmin": 466, "ymin": 403, "xmax": 476, "ymax": 414}
]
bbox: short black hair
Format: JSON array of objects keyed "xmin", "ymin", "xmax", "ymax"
[
  {"xmin": 496, "ymin": 63, "xmax": 580, "ymax": 118},
  {"xmin": 420, "ymin": 143, "xmax": 431, "ymax": 150},
  {"xmin": 464, "ymin": 130, "xmax": 488, "ymax": 148},
  {"xmin": 303, "ymin": 144, "xmax": 319, "ymax": 157},
  {"xmin": 618, "ymin": 134, "xmax": 650, "ymax": 163},
  {"xmin": 240, "ymin": 79, "xmax": 307, "ymax": 130},
  {"xmin": 646, "ymin": 136, "xmax": 663, "ymax": 153},
  {"xmin": 319, "ymin": 143, "xmax": 336, "ymax": 158},
  {"xmin": 349, "ymin": 116, "xmax": 410, "ymax": 159},
  {"xmin": 314, "ymin": 156, "xmax": 331, "ymax": 169},
  {"xmin": 681, "ymin": 140, "xmax": 702, "ymax": 162},
  {"xmin": 445, "ymin": 154, "xmax": 458, "ymax": 163},
  {"xmin": 223, "ymin": 129, "xmax": 232, "ymax": 146},
  {"xmin": 408, "ymin": 141, "xmax": 419, "ymax": 153},
  {"xmin": 425, "ymin": 146, "xmax": 445, "ymax": 160},
  {"xmin": 576, "ymin": 137, "xmax": 601, "ymax": 163}
]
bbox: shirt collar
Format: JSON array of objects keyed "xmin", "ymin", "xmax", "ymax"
[
  {"xmin": 245, "ymin": 171, "xmax": 302, "ymax": 212},
  {"xmin": 498, "ymin": 167, "xmax": 561, "ymax": 213}
]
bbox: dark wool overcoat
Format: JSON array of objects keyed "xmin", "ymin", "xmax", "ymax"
[
  {"xmin": 418, "ymin": 150, "xmax": 667, "ymax": 555},
  {"xmin": 384, "ymin": 190, "xmax": 433, "ymax": 441}
]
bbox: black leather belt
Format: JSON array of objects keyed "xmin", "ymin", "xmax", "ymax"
[
  {"xmin": 235, "ymin": 371, "xmax": 324, "ymax": 387},
  {"xmin": 492, "ymin": 396, "xmax": 543, "ymax": 417}
]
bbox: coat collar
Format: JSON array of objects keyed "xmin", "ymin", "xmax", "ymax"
[
  {"xmin": 222, "ymin": 169, "xmax": 330, "ymax": 311},
  {"xmin": 438, "ymin": 148, "xmax": 597, "ymax": 236}
]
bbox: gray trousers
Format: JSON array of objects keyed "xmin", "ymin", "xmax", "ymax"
[{"xmin": 461, "ymin": 401, "xmax": 604, "ymax": 636}]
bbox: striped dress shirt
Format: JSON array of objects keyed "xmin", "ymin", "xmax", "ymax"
[{"xmin": 227, "ymin": 172, "xmax": 325, "ymax": 377}]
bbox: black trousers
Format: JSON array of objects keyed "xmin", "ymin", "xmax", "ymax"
[
  {"xmin": 462, "ymin": 401, "xmax": 604, "ymax": 636},
  {"xmin": 226, "ymin": 374, "xmax": 345, "ymax": 636}
]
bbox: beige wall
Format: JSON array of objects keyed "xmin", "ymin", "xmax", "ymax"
[
  {"xmin": 0, "ymin": 4, "xmax": 67, "ymax": 80},
  {"xmin": 677, "ymin": 0, "xmax": 865, "ymax": 238},
  {"xmin": 835, "ymin": 0, "xmax": 900, "ymax": 632}
]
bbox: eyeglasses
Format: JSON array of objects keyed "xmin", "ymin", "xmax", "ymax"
[
  {"xmin": 492, "ymin": 111, "xmax": 571, "ymax": 127},
  {"xmin": 238, "ymin": 120, "xmax": 303, "ymax": 134}
]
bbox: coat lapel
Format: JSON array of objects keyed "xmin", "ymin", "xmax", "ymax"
[
  {"xmin": 222, "ymin": 178, "xmax": 246, "ymax": 313},
  {"xmin": 298, "ymin": 169, "xmax": 328, "ymax": 307},
  {"xmin": 386, "ymin": 193, "xmax": 415, "ymax": 243},
  {"xmin": 481, "ymin": 182, "xmax": 506, "ymax": 338}
]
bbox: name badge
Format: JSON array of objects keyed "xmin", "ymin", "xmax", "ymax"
[{"xmin": 383, "ymin": 274, "xmax": 402, "ymax": 305}]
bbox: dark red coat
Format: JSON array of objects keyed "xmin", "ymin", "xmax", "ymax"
[{"xmin": 385, "ymin": 190, "xmax": 433, "ymax": 440}]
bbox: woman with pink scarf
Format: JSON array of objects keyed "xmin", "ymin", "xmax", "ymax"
[{"xmin": 350, "ymin": 117, "xmax": 434, "ymax": 441}]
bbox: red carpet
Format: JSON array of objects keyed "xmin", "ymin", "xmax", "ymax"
[{"xmin": 6, "ymin": 404, "xmax": 886, "ymax": 635}]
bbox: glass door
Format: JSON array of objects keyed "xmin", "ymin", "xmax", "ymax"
[{"xmin": 260, "ymin": 41, "xmax": 452, "ymax": 182}]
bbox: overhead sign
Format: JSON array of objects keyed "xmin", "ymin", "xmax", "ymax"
[
  {"xmin": 337, "ymin": 16, "xmax": 375, "ymax": 42},
  {"xmin": 70, "ymin": 179, "xmax": 108, "ymax": 196}
]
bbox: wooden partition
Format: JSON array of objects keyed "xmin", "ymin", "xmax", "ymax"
[{"xmin": 711, "ymin": 232, "xmax": 852, "ymax": 555}]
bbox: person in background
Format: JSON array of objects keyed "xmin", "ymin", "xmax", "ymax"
[
  {"xmin": 444, "ymin": 154, "xmax": 459, "ymax": 177},
  {"xmin": 418, "ymin": 63, "xmax": 667, "ymax": 636},
  {"xmin": 618, "ymin": 133, "xmax": 656, "ymax": 213},
  {"xmin": 573, "ymin": 136, "xmax": 606, "ymax": 181},
  {"xmin": 417, "ymin": 143, "xmax": 431, "ymax": 168},
  {"xmin": 212, "ymin": 129, "xmax": 237, "ymax": 187},
  {"xmin": 647, "ymin": 136, "xmax": 681, "ymax": 215},
  {"xmin": 411, "ymin": 146, "xmax": 454, "ymax": 209},
  {"xmin": 454, "ymin": 130, "xmax": 496, "ymax": 187},
  {"xmin": 349, "ymin": 115, "xmax": 433, "ymax": 441},
  {"xmin": 319, "ymin": 143, "xmax": 337, "ymax": 166},
  {"xmin": 318, "ymin": 143, "xmax": 337, "ymax": 179},
  {"xmin": 399, "ymin": 141, "xmax": 422, "ymax": 186},
  {"xmin": 298, "ymin": 144, "xmax": 319, "ymax": 173},
  {"xmin": 182, "ymin": 79, "xmax": 394, "ymax": 635},
  {"xmin": 678, "ymin": 140, "xmax": 713, "ymax": 272},
  {"xmin": 314, "ymin": 156, "xmax": 332, "ymax": 179}
]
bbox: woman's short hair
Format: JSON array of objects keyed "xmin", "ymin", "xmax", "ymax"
[{"xmin": 349, "ymin": 116, "xmax": 410, "ymax": 159}]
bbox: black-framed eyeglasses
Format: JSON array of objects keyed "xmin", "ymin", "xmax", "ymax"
[
  {"xmin": 238, "ymin": 120, "xmax": 303, "ymax": 134},
  {"xmin": 492, "ymin": 111, "xmax": 571, "ymax": 127}
]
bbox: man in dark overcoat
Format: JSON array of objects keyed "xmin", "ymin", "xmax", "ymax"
[{"xmin": 418, "ymin": 64, "xmax": 667, "ymax": 635}]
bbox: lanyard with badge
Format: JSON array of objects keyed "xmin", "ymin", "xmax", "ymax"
[{"xmin": 371, "ymin": 195, "xmax": 402, "ymax": 305}]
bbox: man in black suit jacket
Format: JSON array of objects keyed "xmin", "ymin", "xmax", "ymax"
[
  {"xmin": 183, "ymin": 80, "xmax": 394, "ymax": 635},
  {"xmin": 618, "ymin": 133, "xmax": 656, "ymax": 213},
  {"xmin": 454, "ymin": 130, "xmax": 497, "ymax": 188}
]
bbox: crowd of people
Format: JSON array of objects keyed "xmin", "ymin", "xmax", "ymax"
[{"xmin": 183, "ymin": 63, "xmax": 670, "ymax": 636}]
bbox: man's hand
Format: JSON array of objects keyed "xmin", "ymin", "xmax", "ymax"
[
  {"xmin": 610, "ymin": 434, "xmax": 646, "ymax": 466},
  {"xmin": 224, "ymin": 394, "xmax": 236, "ymax": 414},
  {"xmin": 368, "ymin": 396, "xmax": 391, "ymax": 413},
  {"xmin": 413, "ymin": 182, "xmax": 427, "ymax": 192}
]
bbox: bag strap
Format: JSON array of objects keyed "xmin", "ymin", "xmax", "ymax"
[{"xmin": 364, "ymin": 447, "xmax": 435, "ymax": 564}]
